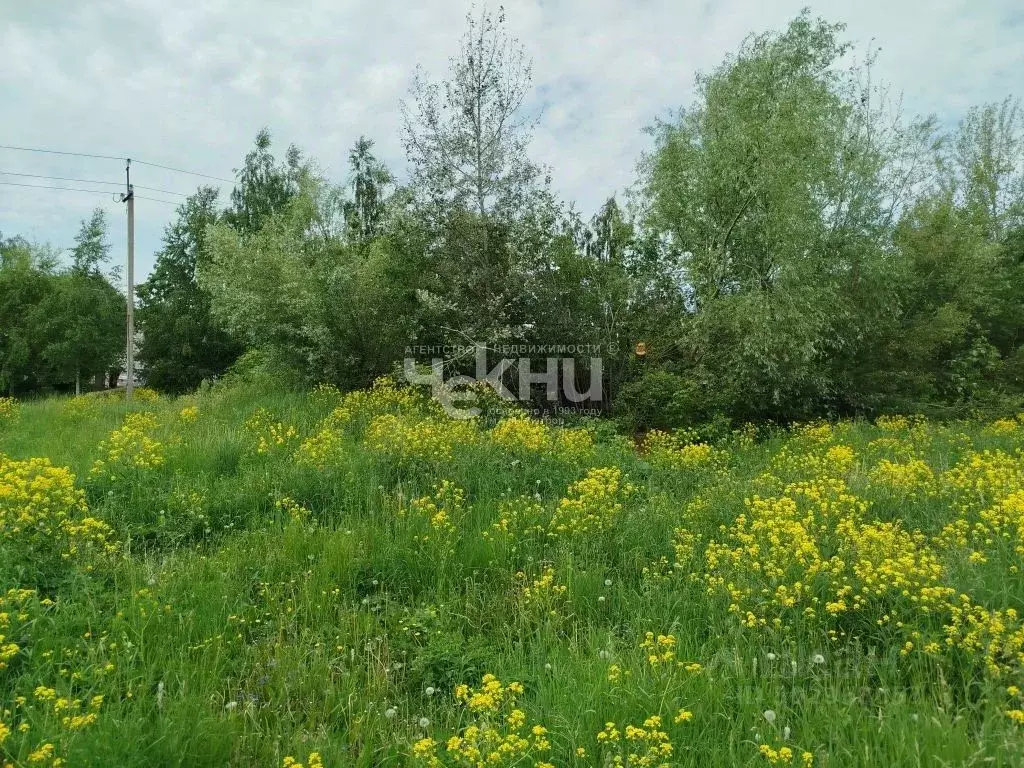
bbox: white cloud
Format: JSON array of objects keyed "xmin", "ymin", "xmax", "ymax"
[{"xmin": 1, "ymin": 0, "xmax": 1021, "ymax": 280}]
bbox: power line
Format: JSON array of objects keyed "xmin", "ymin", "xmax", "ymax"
[
  {"xmin": 134, "ymin": 195, "xmax": 179, "ymax": 206},
  {"xmin": 0, "ymin": 180, "xmax": 118, "ymax": 196},
  {"xmin": 134, "ymin": 185, "xmax": 187, "ymax": 197},
  {"xmin": 0, "ymin": 143, "xmax": 123, "ymax": 161},
  {"xmin": 1, "ymin": 170, "xmax": 122, "ymax": 187},
  {"xmin": 133, "ymin": 159, "xmax": 233, "ymax": 184},
  {"xmin": 0, "ymin": 171, "xmax": 189, "ymax": 197},
  {"xmin": 0, "ymin": 181, "xmax": 181, "ymax": 205},
  {"xmin": 0, "ymin": 143, "xmax": 234, "ymax": 184}
]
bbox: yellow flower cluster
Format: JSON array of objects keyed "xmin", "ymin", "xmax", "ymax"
[
  {"xmin": 326, "ymin": 377, "xmax": 419, "ymax": 432},
  {"xmin": 131, "ymin": 386, "xmax": 161, "ymax": 403},
  {"xmin": 406, "ymin": 480, "xmax": 466, "ymax": 540},
  {"xmin": 549, "ymin": 467, "xmax": 634, "ymax": 538},
  {"xmin": 489, "ymin": 416, "xmax": 594, "ymax": 463},
  {"xmin": 978, "ymin": 491, "xmax": 1024, "ymax": 561},
  {"xmin": 26, "ymin": 741, "xmax": 61, "ymax": 766},
  {"xmin": 1, "ymin": 456, "xmax": 116, "ymax": 571},
  {"xmin": 676, "ymin": 433, "xmax": 1024, "ymax": 685},
  {"xmin": 90, "ymin": 412, "xmax": 164, "ymax": 479},
  {"xmin": 282, "ymin": 753, "xmax": 324, "ymax": 768},
  {"xmin": 178, "ymin": 405, "xmax": 199, "ymax": 423},
  {"xmin": 0, "ymin": 588, "xmax": 39, "ymax": 671},
  {"xmin": 759, "ymin": 744, "xmax": 814, "ymax": 766},
  {"xmin": 987, "ymin": 417, "xmax": 1021, "ymax": 437},
  {"xmin": 940, "ymin": 449, "xmax": 1024, "ymax": 515},
  {"xmin": 0, "ymin": 396, "xmax": 19, "ymax": 423},
  {"xmin": 705, "ymin": 457, "xmax": 960, "ymax": 634},
  {"xmin": 310, "ymin": 382, "xmax": 342, "ymax": 403},
  {"xmin": 485, "ymin": 497, "xmax": 547, "ymax": 549},
  {"xmin": 516, "ymin": 566, "xmax": 568, "ymax": 620},
  {"xmin": 33, "ymin": 686, "xmax": 103, "ymax": 730},
  {"xmin": 763, "ymin": 444, "xmax": 856, "ymax": 488},
  {"xmin": 644, "ymin": 430, "xmax": 721, "ymax": 472},
  {"xmin": 410, "ymin": 675, "xmax": 551, "ymax": 767},
  {"xmin": 245, "ymin": 409, "xmax": 299, "ymax": 456},
  {"xmin": 595, "ymin": 715, "xmax": 675, "ymax": 768},
  {"xmin": 275, "ymin": 496, "xmax": 313, "ymax": 524},
  {"xmin": 637, "ymin": 632, "xmax": 702, "ymax": 674},
  {"xmin": 60, "ymin": 396, "xmax": 98, "ymax": 419},
  {"xmin": 875, "ymin": 414, "xmax": 912, "ymax": 432},
  {"xmin": 0, "ymin": 686, "xmax": 103, "ymax": 767},
  {"xmin": 868, "ymin": 458, "xmax": 937, "ymax": 498},
  {"xmin": 792, "ymin": 421, "xmax": 836, "ymax": 443},
  {"xmin": 294, "ymin": 426, "xmax": 344, "ymax": 469},
  {"xmin": 365, "ymin": 414, "xmax": 478, "ymax": 464}
]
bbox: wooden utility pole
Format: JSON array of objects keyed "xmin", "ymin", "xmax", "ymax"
[{"xmin": 121, "ymin": 159, "xmax": 135, "ymax": 400}]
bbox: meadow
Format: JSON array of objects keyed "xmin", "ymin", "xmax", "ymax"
[{"xmin": 1, "ymin": 383, "xmax": 1023, "ymax": 767}]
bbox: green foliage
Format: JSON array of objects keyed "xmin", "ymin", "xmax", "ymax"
[
  {"xmin": 615, "ymin": 370, "xmax": 709, "ymax": 432},
  {"xmin": 201, "ymin": 174, "xmax": 419, "ymax": 390},
  {"xmin": 0, "ymin": 213, "xmax": 124, "ymax": 397},
  {"xmin": 224, "ymin": 128, "xmax": 304, "ymax": 237},
  {"xmin": 0, "ymin": 237, "xmax": 56, "ymax": 395},
  {"xmin": 6, "ymin": 7, "xmax": 1024, "ymax": 427},
  {"xmin": 401, "ymin": 6, "xmax": 565, "ymax": 350},
  {"xmin": 137, "ymin": 188, "xmax": 242, "ymax": 394},
  {"xmin": 638, "ymin": 11, "xmax": 1021, "ymax": 421},
  {"xmin": 0, "ymin": 381, "xmax": 1023, "ymax": 766}
]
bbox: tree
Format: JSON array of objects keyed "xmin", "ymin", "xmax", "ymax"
[
  {"xmin": 0, "ymin": 238, "xmax": 56, "ymax": 395},
  {"xmin": 201, "ymin": 176, "xmax": 421, "ymax": 389},
  {"xmin": 70, "ymin": 209, "xmax": 111, "ymax": 275},
  {"xmin": 38, "ymin": 210, "xmax": 125, "ymax": 395},
  {"xmin": 401, "ymin": 5, "xmax": 561, "ymax": 349},
  {"xmin": 948, "ymin": 98, "xmax": 1024, "ymax": 239},
  {"xmin": 224, "ymin": 129, "xmax": 304, "ymax": 237},
  {"xmin": 344, "ymin": 136, "xmax": 392, "ymax": 245},
  {"xmin": 137, "ymin": 188, "xmax": 242, "ymax": 394},
  {"xmin": 870, "ymin": 101, "xmax": 1024, "ymax": 408},
  {"xmin": 640, "ymin": 12, "xmax": 934, "ymax": 420}
]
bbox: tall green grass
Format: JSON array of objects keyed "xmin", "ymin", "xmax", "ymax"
[{"xmin": 0, "ymin": 389, "xmax": 1022, "ymax": 767}]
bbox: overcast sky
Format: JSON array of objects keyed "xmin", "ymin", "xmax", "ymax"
[{"xmin": 1, "ymin": 0, "xmax": 1022, "ymax": 282}]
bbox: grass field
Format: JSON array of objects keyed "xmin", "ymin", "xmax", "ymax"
[{"xmin": 1, "ymin": 383, "xmax": 1024, "ymax": 767}]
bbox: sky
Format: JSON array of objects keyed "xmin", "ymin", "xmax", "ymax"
[{"xmin": 1, "ymin": 0, "xmax": 1022, "ymax": 283}]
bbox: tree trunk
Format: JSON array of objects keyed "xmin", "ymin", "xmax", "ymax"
[{"xmin": 75, "ymin": 369, "xmax": 81, "ymax": 396}]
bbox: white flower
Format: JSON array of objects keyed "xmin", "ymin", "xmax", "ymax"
[
  {"xmin": 597, "ymin": 596, "xmax": 605, "ymax": 603},
  {"xmin": 225, "ymin": 701, "xmax": 237, "ymax": 711},
  {"xmin": 598, "ymin": 650, "xmax": 609, "ymax": 660},
  {"xmin": 763, "ymin": 710, "xmax": 776, "ymax": 724},
  {"xmin": 544, "ymin": 663, "xmax": 552, "ymax": 671},
  {"xmin": 418, "ymin": 717, "xmax": 430, "ymax": 728},
  {"xmin": 766, "ymin": 653, "xmax": 776, "ymax": 661},
  {"xmin": 783, "ymin": 726, "xmax": 791, "ymax": 739},
  {"xmin": 425, "ymin": 687, "xmax": 436, "ymax": 697},
  {"xmin": 604, "ymin": 579, "xmax": 613, "ymax": 587},
  {"xmin": 811, "ymin": 653, "xmax": 825, "ymax": 665},
  {"xmin": 385, "ymin": 707, "xmax": 397, "ymax": 719}
]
